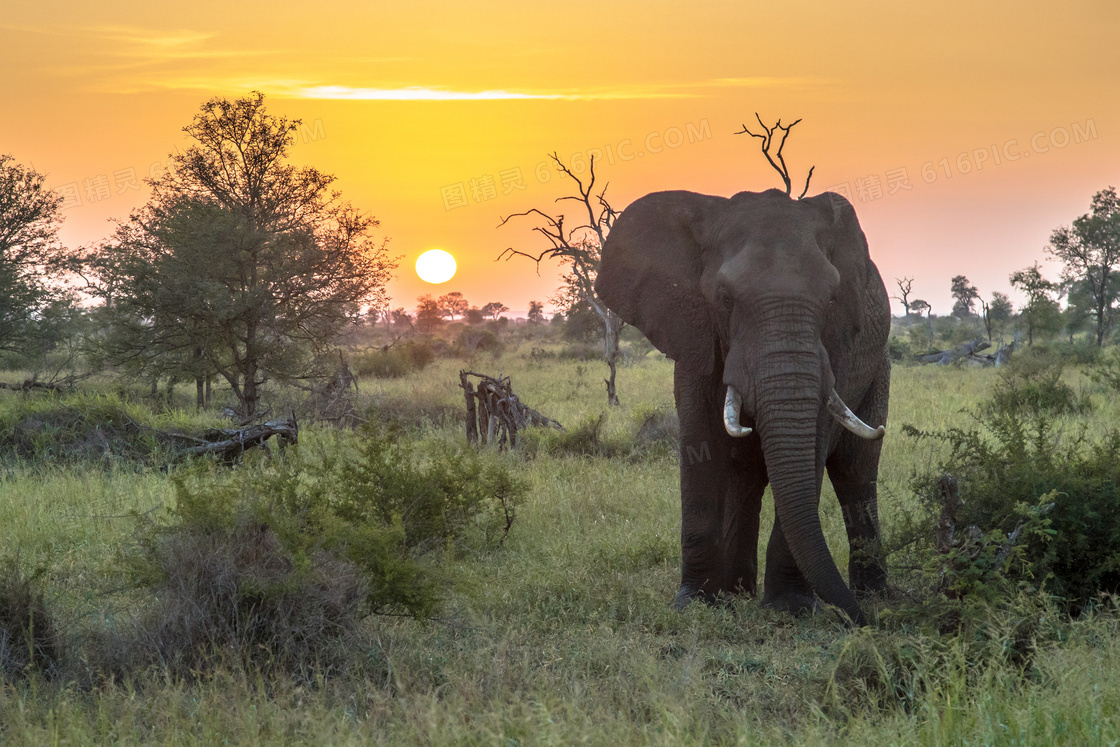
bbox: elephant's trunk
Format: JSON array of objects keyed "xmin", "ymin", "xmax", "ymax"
[{"xmin": 742, "ymin": 304, "xmax": 866, "ymax": 625}]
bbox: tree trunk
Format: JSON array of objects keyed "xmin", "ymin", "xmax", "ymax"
[{"xmin": 600, "ymin": 308, "xmax": 623, "ymax": 407}]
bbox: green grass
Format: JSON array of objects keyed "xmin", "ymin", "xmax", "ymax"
[{"xmin": 3, "ymin": 344, "xmax": 1120, "ymax": 744}]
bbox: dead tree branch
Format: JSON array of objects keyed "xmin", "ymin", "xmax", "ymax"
[
  {"xmin": 497, "ymin": 152, "xmax": 625, "ymax": 405},
  {"xmin": 735, "ymin": 113, "xmax": 815, "ymax": 198},
  {"xmin": 459, "ymin": 370, "xmax": 563, "ymax": 450}
]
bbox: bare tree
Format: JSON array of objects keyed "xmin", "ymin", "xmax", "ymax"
[
  {"xmin": 734, "ymin": 113, "xmax": 815, "ymax": 198},
  {"xmin": 499, "ymin": 152, "xmax": 624, "ymax": 406},
  {"xmin": 892, "ymin": 277, "xmax": 915, "ymax": 318}
]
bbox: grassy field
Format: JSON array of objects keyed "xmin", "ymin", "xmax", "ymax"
[{"xmin": 2, "ymin": 341, "xmax": 1120, "ymax": 744}]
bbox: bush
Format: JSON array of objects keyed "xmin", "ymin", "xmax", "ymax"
[
  {"xmin": 116, "ymin": 508, "xmax": 368, "ymax": 676},
  {"xmin": 350, "ymin": 341, "xmax": 436, "ymax": 379},
  {"xmin": 0, "ymin": 555, "xmax": 61, "ymax": 681},
  {"xmin": 0, "ymin": 392, "xmax": 196, "ymax": 468},
  {"xmin": 113, "ymin": 424, "xmax": 526, "ymax": 675},
  {"xmin": 901, "ymin": 363, "xmax": 1120, "ymax": 615},
  {"xmin": 987, "ymin": 352, "xmax": 1090, "ymax": 416},
  {"xmin": 633, "ymin": 407, "xmax": 679, "ymax": 451},
  {"xmin": 455, "ymin": 328, "xmax": 503, "ymax": 357},
  {"xmin": 1089, "ymin": 346, "xmax": 1120, "ymax": 393},
  {"xmin": 887, "ymin": 336, "xmax": 913, "ymax": 362}
]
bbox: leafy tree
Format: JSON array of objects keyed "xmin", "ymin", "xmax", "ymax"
[
  {"xmin": 0, "ymin": 154, "xmax": 72, "ymax": 356},
  {"xmin": 1047, "ymin": 186, "xmax": 1120, "ymax": 346},
  {"xmin": 527, "ymin": 300, "xmax": 545, "ymax": 323},
  {"xmin": 950, "ymin": 275, "xmax": 979, "ymax": 318},
  {"xmin": 438, "ymin": 291, "xmax": 468, "ymax": 320},
  {"xmin": 1010, "ymin": 263, "xmax": 1061, "ymax": 345},
  {"xmin": 481, "ymin": 301, "xmax": 509, "ymax": 321},
  {"xmin": 983, "ymin": 291, "xmax": 1013, "ymax": 343},
  {"xmin": 415, "ymin": 295, "xmax": 442, "ymax": 333},
  {"xmin": 908, "ymin": 299, "xmax": 931, "ymax": 318},
  {"xmin": 87, "ymin": 93, "xmax": 395, "ymax": 416},
  {"xmin": 1062, "ymin": 279, "xmax": 1096, "ymax": 343},
  {"xmin": 988, "ymin": 292, "xmax": 1013, "ymax": 323},
  {"xmin": 465, "ymin": 307, "xmax": 485, "ymax": 325}
]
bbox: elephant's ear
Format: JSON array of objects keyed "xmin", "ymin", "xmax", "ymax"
[
  {"xmin": 596, "ymin": 191, "xmax": 723, "ymax": 375},
  {"xmin": 804, "ymin": 191, "xmax": 874, "ymax": 357}
]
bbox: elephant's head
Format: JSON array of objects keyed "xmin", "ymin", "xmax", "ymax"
[{"xmin": 595, "ymin": 188, "xmax": 884, "ymax": 623}]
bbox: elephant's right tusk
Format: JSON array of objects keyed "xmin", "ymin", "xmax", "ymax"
[
  {"xmin": 827, "ymin": 389, "xmax": 885, "ymax": 440},
  {"xmin": 723, "ymin": 386, "xmax": 752, "ymax": 438}
]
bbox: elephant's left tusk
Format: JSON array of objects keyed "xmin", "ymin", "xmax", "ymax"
[
  {"xmin": 827, "ymin": 389, "xmax": 885, "ymax": 440},
  {"xmin": 723, "ymin": 386, "xmax": 752, "ymax": 438}
]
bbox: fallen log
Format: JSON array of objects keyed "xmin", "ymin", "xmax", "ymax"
[
  {"xmin": 184, "ymin": 412, "xmax": 299, "ymax": 460},
  {"xmin": 0, "ymin": 373, "xmax": 90, "ymax": 392},
  {"xmin": 919, "ymin": 339, "xmax": 990, "ymax": 365},
  {"xmin": 918, "ymin": 339, "xmax": 1015, "ymax": 367}
]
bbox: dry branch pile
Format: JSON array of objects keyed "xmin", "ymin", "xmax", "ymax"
[
  {"xmin": 919, "ymin": 339, "xmax": 1014, "ymax": 367},
  {"xmin": 459, "ymin": 370, "xmax": 563, "ymax": 450},
  {"xmin": 298, "ymin": 353, "xmax": 361, "ymax": 425}
]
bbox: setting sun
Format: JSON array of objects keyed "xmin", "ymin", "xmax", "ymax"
[{"xmin": 415, "ymin": 249, "xmax": 457, "ymax": 284}]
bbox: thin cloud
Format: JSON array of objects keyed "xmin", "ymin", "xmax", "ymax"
[
  {"xmin": 292, "ymin": 85, "xmax": 564, "ymax": 100},
  {"xmin": 278, "ymin": 84, "xmax": 693, "ymax": 101},
  {"xmin": 276, "ymin": 78, "xmax": 824, "ymax": 101}
]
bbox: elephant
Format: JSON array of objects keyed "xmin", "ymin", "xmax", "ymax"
[{"xmin": 595, "ymin": 188, "xmax": 890, "ymax": 626}]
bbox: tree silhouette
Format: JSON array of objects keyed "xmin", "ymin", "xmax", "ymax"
[
  {"xmin": 439, "ymin": 291, "xmax": 469, "ymax": 320},
  {"xmin": 481, "ymin": 301, "xmax": 509, "ymax": 321},
  {"xmin": 86, "ymin": 92, "xmax": 395, "ymax": 415},
  {"xmin": 499, "ymin": 152, "xmax": 624, "ymax": 405},
  {"xmin": 1047, "ymin": 186, "xmax": 1120, "ymax": 346}
]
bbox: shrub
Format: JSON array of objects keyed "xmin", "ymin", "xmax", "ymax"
[
  {"xmin": 901, "ymin": 364, "xmax": 1120, "ymax": 614},
  {"xmin": 987, "ymin": 353, "xmax": 1089, "ymax": 416},
  {"xmin": 1089, "ymin": 346, "xmax": 1120, "ymax": 393},
  {"xmin": 114, "ymin": 423, "xmax": 526, "ymax": 675},
  {"xmin": 633, "ymin": 407, "xmax": 679, "ymax": 451},
  {"xmin": 0, "ymin": 392, "xmax": 194, "ymax": 468},
  {"xmin": 887, "ymin": 336, "xmax": 913, "ymax": 362},
  {"xmin": 116, "ymin": 508, "xmax": 367, "ymax": 676},
  {"xmin": 558, "ymin": 343, "xmax": 600, "ymax": 361},
  {"xmin": 0, "ymin": 555, "xmax": 61, "ymax": 681},
  {"xmin": 350, "ymin": 341, "xmax": 436, "ymax": 379},
  {"xmin": 455, "ymin": 328, "xmax": 503, "ymax": 357}
]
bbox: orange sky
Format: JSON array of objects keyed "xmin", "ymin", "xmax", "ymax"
[{"xmin": 2, "ymin": 1, "xmax": 1117, "ymax": 315}]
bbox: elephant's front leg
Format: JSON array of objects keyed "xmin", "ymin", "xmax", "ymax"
[
  {"xmin": 722, "ymin": 439, "xmax": 767, "ymax": 596},
  {"xmin": 673, "ymin": 363, "xmax": 757, "ymax": 607},
  {"xmin": 827, "ymin": 360, "xmax": 890, "ymax": 593}
]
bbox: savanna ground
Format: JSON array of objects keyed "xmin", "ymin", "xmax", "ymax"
[{"xmin": 2, "ymin": 328, "xmax": 1120, "ymax": 745}]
